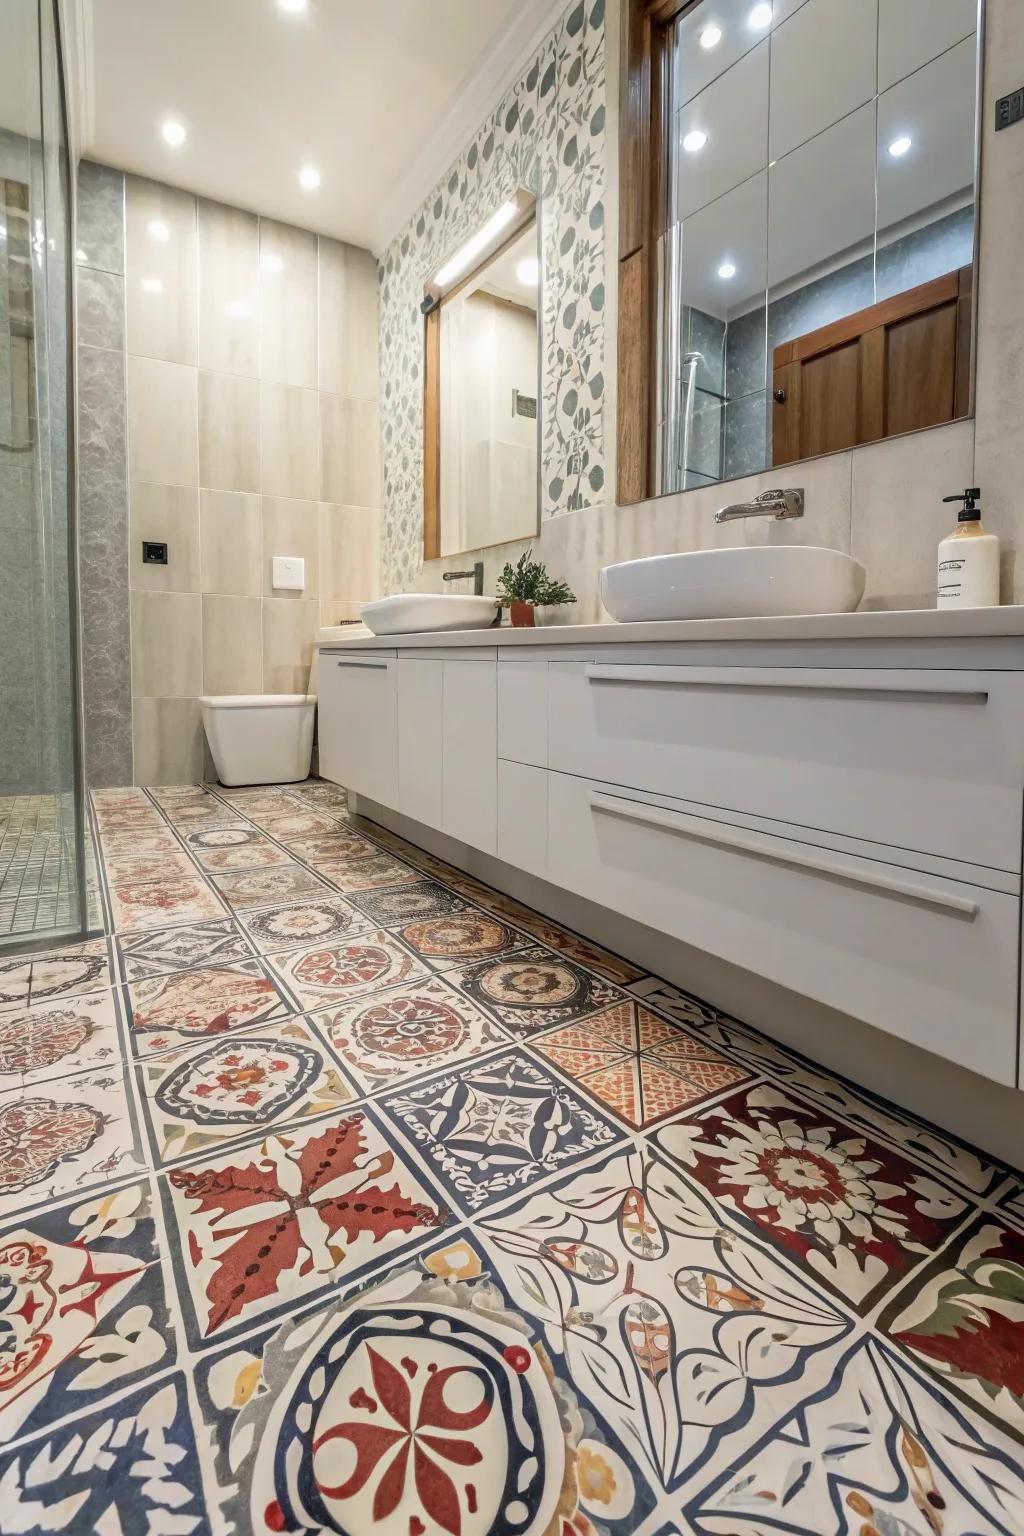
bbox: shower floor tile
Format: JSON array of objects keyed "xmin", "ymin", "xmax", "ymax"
[{"xmin": 1, "ymin": 776, "xmax": 1022, "ymax": 1535}]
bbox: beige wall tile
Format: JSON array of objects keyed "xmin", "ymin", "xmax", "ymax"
[
  {"xmin": 318, "ymin": 238, "xmax": 379, "ymax": 398},
  {"xmin": 197, "ymin": 199, "xmax": 259, "ymax": 377},
  {"xmin": 262, "ymin": 496, "xmax": 320, "ymax": 598},
  {"xmin": 198, "ymin": 370, "xmax": 259, "ymax": 492},
  {"xmin": 262, "ymin": 597, "xmax": 319, "ymax": 692},
  {"xmin": 127, "ymin": 355, "xmax": 198, "ymax": 487},
  {"xmin": 130, "ymin": 484, "xmax": 200, "ymax": 592},
  {"xmin": 200, "ymin": 489, "xmax": 262, "ymax": 596},
  {"xmin": 319, "ymin": 502, "xmax": 379, "ymax": 601},
  {"xmin": 259, "ymin": 219, "xmax": 317, "ymax": 389},
  {"xmin": 852, "ymin": 420, "xmax": 975, "ymax": 611},
  {"xmin": 320, "ymin": 394, "xmax": 381, "ymax": 506},
  {"xmin": 131, "ymin": 590, "xmax": 202, "ymax": 697},
  {"xmin": 697, "ymin": 452, "xmax": 853, "ymax": 553},
  {"xmin": 133, "ymin": 696, "xmax": 205, "ymax": 785},
  {"xmin": 260, "ymin": 381, "xmax": 319, "ymax": 499},
  {"xmin": 124, "ymin": 176, "xmax": 197, "ymax": 365},
  {"xmin": 202, "ymin": 595, "xmax": 263, "ymax": 693},
  {"xmin": 319, "ymin": 598, "xmax": 366, "ymax": 625}
]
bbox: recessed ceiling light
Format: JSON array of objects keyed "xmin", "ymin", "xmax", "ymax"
[
  {"xmin": 278, "ymin": 0, "xmax": 307, "ymax": 10},
  {"xmin": 161, "ymin": 119, "xmax": 186, "ymax": 148},
  {"xmin": 298, "ymin": 164, "xmax": 321, "ymax": 190},
  {"xmin": 147, "ymin": 219, "xmax": 169, "ymax": 241},
  {"xmin": 717, "ymin": 261, "xmax": 736, "ymax": 280},
  {"xmin": 261, "ymin": 251, "xmax": 284, "ymax": 274},
  {"xmin": 140, "ymin": 276, "xmax": 163, "ymax": 293},
  {"xmin": 888, "ymin": 134, "xmax": 912, "ymax": 157},
  {"xmin": 516, "ymin": 256, "xmax": 540, "ymax": 287},
  {"xmin": 682, "ymin": 129, "xmax": 709, "ymax": 153},
  {"xmin": 748, "ymin": 2, "xmax": 773, "ymax": 29},
  {"xmin": 700, "ymin": 24, "xmax": 722, "ymax": 49}
]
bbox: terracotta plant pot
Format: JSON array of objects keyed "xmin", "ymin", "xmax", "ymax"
[{"xmin": 509, "ymin": 600, "xmax": 536, "ymax": 628}]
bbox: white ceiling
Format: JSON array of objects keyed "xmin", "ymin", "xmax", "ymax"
[{"xmin": 73, "ymin": 0, "xmax": 563, "ymax": 253}]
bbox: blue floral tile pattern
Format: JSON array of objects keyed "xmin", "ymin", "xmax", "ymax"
[
  {"xmin": 2, "ymin": 771, "xmax": 1021, "ymax": 1533},
  {"xmin": 382, "ymin": 1047, "xmax": 623, "ymax": 1212},
  {"xmin": 378, "ymin": 0, "xmax": 607, "ymax": 590}
]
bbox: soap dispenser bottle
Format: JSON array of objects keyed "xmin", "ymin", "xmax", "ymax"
[{"xmin": 937, "ymin": 488, "xmax": 999, "ymax": 609}]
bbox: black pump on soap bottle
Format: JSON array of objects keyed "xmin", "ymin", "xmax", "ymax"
[{"xmin": 937, "ymin": 487, "xmax": 999, "ymax": 609}]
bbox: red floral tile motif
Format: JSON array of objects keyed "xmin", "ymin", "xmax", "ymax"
[
  {"xmin": 0, "ymin": 1096, "xmax": 106, "ymax": 1195},
  {"xmin": 317, "ymin": 853, "xmax": 428, "ymax": 894},
  {"xmin": 127, "ymin": 962, "xmax": 289, "ymax": 1057},
  {"xmin": 189, "ymin": 842, "xmax": 292, "ymax": 872},
  {"xmin": 248, "ymin": 811, "xmax": 345, "ymax": 839},
  {"xmin": 96, "ymin": 829, "xmax": 181, "ymax": 858},
  {"xmin": 212, "ymin": 865, "xmax": 330, "ymax": 911},
  {"xmin": 268, "ymin": 932, "xmax": 428, "ymax": 1009},
  {"xmin": 101, "ymin": 850, "xmax": 196, "ymax": 884},
  {"xmin": 657, "ymin": 1084, "xmax": 970, "ymax": 1309},
  {"xmin": 449, "ymin": 946, "xmax": 624, "ymax": 1036},
  {"xmin": 286, "ymin": 832, "xmax": 380, "ymax": 864},
  {"xmin": 0, "ymin": 939, "xmax": 110, "ymax": 1008},
  {"xmin": 394, "ymin": 913, "xmax": 532, "ymax": 964},
  {"xmin": 109, "ymin": 878, "xmax": 226, "ymax": 933},
  {"xmin": 533, "ymin": 1002, "xmax": 751, "ymax": 1128},
  {"xmin": 883, "ymin": 1216, "xmax": 1024, "ymax": 1440},
  {"xmin": 0, "ymin": 991, "xmax": 121, "ymax": 1086},
  {"xmin": 238, "ymin": 897, "xmax": 369, "ymax": 954},
  {"xmin": 165, "ymin": 1110, "xmax": 448, "ymax": 1338}
]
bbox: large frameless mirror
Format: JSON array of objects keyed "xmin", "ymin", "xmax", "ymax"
[
  {"xmin": 656, "ymin": 0, "xmax": 980, "ymax": 495},
  {"xmin": 423, "ymin": 190, "xmax": 541, "ymax": 559}
]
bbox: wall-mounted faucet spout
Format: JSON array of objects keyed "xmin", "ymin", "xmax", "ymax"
[
  {"xmin": 442, "ymin": 561, "xmax": 485, "ymax": 594},
  {"xmin": 715, "ymin": 488, "xmax": 804, "ymax": 523}
]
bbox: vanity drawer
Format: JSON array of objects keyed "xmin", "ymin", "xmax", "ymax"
[
  {"xmin": 548, "ymin": 661, "xmax": 1024, "ymax": 872},
  {"xmin": 547, "ymin": 772, "xmax": 1019, "ymax": 1085}
]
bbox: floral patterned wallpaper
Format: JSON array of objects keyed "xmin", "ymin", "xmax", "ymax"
[{"xmin": 378, "ymin": 0, "xmax": 607, "ymax": 592}]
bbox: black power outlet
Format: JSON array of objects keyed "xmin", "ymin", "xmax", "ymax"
[{"xmin": 142, "ymin": 541, "xmax": 168, "ymax": 565}]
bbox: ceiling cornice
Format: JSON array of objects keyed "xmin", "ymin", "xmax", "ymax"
[{"xmin": 367, "ymin": 0, "xmax": 570, "ymax": 257}]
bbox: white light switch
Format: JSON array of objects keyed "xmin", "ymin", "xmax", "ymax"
[{"xmin": 272, "ymin": 555, "xmax": 305, "ymax": 591}]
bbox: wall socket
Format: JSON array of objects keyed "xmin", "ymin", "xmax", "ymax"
[
  {"xmin": 142, "ymin": 541, "xmax": 168, "ymax": 565},
  {"xmin": 996, "ymin": 87, "xmax": 1024, "ymax": 131}
]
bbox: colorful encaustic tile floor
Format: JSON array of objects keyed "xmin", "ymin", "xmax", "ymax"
[{"xmin": 2, "ymin": 780, "xmax": 1024, "ymax": 1535}]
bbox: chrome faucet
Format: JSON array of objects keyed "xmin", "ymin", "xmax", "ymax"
[
  {"xmin": 442, "ymin": 561, "xmax": 485, "ymax": 595},
  {"xmin": 715, "ymin": 487, "xmax": 804, "ymax": 523}
]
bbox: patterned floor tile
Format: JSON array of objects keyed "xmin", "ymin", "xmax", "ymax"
[
  {"xmin": 108, "ymin": 875, "xmax": 226, "ymax": 931},
  {"xmin": 0, "ymin": 1061, "xmax": 145, "ymax": 1215},
  {"xmin": 285, "ymin": 829, "xmax": 380, "ymax": 863},
  {"xmin": 655, "ymin": 1082, "xmax": 971, "ymax": 1310},
  {"xmin": 314, "ymin": 973, "xmax": 509, "ymax": 1092},
  {"xmin": 125, "ymin": 957, "xmax": 292, "ymax": 1058},
  {"xmin": 880, "ymin": 1213, "xmax": 1024, "ymax": 1442},
  {"xmin": 446, "ymin": 944, "xmax": 627, "ymax": 1037},
  {"xmin": 0, "ymin": 936, "xmax": 111, "ymax": 1006},
  {"xmin": 212, "ymin": 862, "xmax": 332, "ymax": 910},
  {"xmin": 188, "ymin": 837, "xmax": 292, "ymax": 872},
  {"xmin": 99, "ymin": 846, "xmax": 196, "ymax": 883},
  {"xmin": 683, "ymin": 1339, "xmax": 1024, "ymax": 1534},
  {"xmin": 116, "ymin": 914, "xmax": 255, "ymax": 980},
  {"xmin": 382, "ymin": 1047, "xmax": 624, "ymax": 1214},
  {"xmin": 0, "ymin": 1376, "xmax": 207, "ymax": 1529},
  {"xmin": 532, "ymin": 1001, "xmax": 754, "ymax": 1127},
  {"xmin": 161, "ymin": 1104, "xmax": 450, "ymax": 1344},
  {"xmin": 193, "ymin": 1228, "xmax": 657, "ymax": 1536},
  {"xmin": 267, "ymin": 929, "xmax": 430, "ymax": 1008},
  {"xmin": 478, "ymin": 1143, "xmax": 853, "ymax": 1493},
  {"xmin": 135, "ymin": 1015, "xmax": 356, "ymax": 1164},
  {"xmin": 0, "ymin": 988, "xmax": 124, "ymax": 1088},
  {"xmin": 236, "ymin": 893, "xmax": 371, "ymax": 952},
  {"xmin": 317, "ymin": 849, "xmax": 429, "ymax": 892},
  {"xmin": 253, "ymin": 809, "xmax": 348, "ymax": 840},
  {"xmin": 0, "ymin": 1179, "xmax": 175, "ymax": 1445},
  {"xmin": 392, "ymin": 909, "xmax": 535, "ymax": 964},
  {"xmin": 162, "ymin": 800, "xmax": 244, "ymax": 826},
  {"xmin": 346, "ymin": 877, "xmax": 474, "ymax": 925},
  {"xmin": 95, "ymin": 827, "xmax": 182, "ymax": 858}
]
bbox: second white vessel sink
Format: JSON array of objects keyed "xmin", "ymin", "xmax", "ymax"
[
  {"xmin": 361, "ymin": 592, "xmax": 500, "ymax": 635},
  {"xmin": 600, "ymin": 545, "xmax": 866, "ymax": 622}
]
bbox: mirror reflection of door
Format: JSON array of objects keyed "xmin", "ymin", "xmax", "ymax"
[
  {"xmin": 653, "ymin": 0, "xmax": 979, "ymax": 494},
  {"xmin": 439, "ymin": 223, "xmax": 540, "ymax": 556},
  {"xmin": 423, "ymin": 196, "xmax": 541, "ymax": 561}
]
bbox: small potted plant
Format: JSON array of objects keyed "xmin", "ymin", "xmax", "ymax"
[{"xmin": 496, "ymin": 553, "xmax": 577, "ymax": 627}]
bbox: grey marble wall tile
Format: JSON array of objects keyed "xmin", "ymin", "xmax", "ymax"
[
  {"xmin": 76, "ymin": 266, "xmax": 124, "ymax": 351},
  {"xmin": 684, "ymin": 306, "xmax": 726, "ymax": 397},
  {"xmin": 0, "ymin": 687, "xmax": 40, "ymax": 793},
  {"xmin": 76, "ymin": 162, "xmax": 124, "ymax": 276},
  {"xmin": 77, "ymin": 343, "xmax": 132, "ymax": 787},
  {"xmin": 723, "ymin": 389, "xmax": 768, "ymax": 482},
  {"xmin": 725, "ymin": 306, "xmax": 767, "ymax": 404}
]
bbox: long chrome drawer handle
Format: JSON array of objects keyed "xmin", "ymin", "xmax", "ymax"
[
  {"xmin": 583, "ymin": 664, "xmax": 989, "ymax": 702},
  {"xmin": 588, "ymin": 791, "xmax": 980, "ymax": 918},
  {"xmin": 334, "ymin": 658, "xmax": 390, "ymax": 669}
]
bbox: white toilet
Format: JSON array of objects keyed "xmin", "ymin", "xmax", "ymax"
[{"xmin": 200, "ymin": 693, "xmax": 316, "ymax": 787}]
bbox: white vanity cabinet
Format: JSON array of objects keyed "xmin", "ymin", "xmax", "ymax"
[
  {"xmin": 318, "ymin": 651, "xmax": 398, "ymax": 806},
  {"xmin": 319, "ymin": 615, "xmax": 1024, "ymax": 1091}
]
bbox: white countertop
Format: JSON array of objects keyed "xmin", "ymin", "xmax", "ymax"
[{"xmin": 317, "ymin": 605, "xmax": 1024, "ymax": 649}]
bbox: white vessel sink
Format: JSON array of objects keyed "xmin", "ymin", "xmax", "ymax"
[
  {"xmin": 360, "ymin": 592, "xmax": 500, "ymax": 635},
  {"xmin": 600, "ymin": 546, "xmax": 866, "ymax": 622}
]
